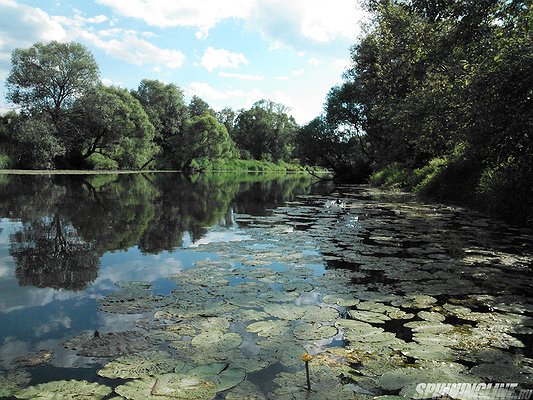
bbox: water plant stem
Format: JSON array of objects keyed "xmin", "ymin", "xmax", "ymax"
[{"xmin": 305, "ymin": 360, "xmax": 311, "ymax": 391}]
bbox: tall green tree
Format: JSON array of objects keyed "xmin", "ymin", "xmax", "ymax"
[
  {"xmin": 233, "ymin": 100, "xmax": 298, "ymax": 161},
  {"xmin": 9, "ymin": 117, "xmax": 65, "ymax": 169},
  {"xmin": 216, "ymin": 107, "xmax": 237, "ymax": 137},
  {"xmin": 6, "ymin": 41, "xmax": 99, "ymax": 125},
  {"xmin": 168, "ymin": 113, "xmax": 236, "ymax": 170},
  {"xmin": 69, "ymin": 85, "xmax": 158, "ymax": 169},
  {"xmin": 319, "ymin": 0, "xmax": 532, "ymax": 220},
  {"xmin": 188, "ymin": 95, "xmax": 215, "ymax": 118},
  {"xmin": 294, "ymin": 116, "xmax": 371, "ymax": 182},
  {"xmin": 132, "ymin": 79, "xmax": 189, "ymax": 166}
]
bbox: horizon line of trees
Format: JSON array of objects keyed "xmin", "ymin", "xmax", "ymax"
[{"xmin": 0, "ymin": 41, "xmax": 300, "ymax": 171}]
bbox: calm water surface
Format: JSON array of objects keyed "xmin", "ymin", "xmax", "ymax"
[{"xmin": 0, "ymin": 173, "xmax": 532, "ymax": 399}]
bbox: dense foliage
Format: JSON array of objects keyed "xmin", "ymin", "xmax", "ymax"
[
  {"xmin": 296, "ymin": 0, "xmax": 532, "ymax": 223},
  {"xmin": 233, "ymin": 100, "xmax": 298, "ymax": 162},
  {"xmin": 1, "ymin": 42, "xmax": 302, "ymax": 171}
]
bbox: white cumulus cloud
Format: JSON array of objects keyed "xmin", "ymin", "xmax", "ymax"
[
  {"xmin": 56, "ymin": 16, "xmax": 186, "ymax": 69},
  {"xmin": 96, "ymin": 0, "xmax": 367, "ymax": 49},
  {"xmin": 201, "ymin": 47, "xmax": 248, "ymax": 72},
  {"xmin": 97, "ymin": 0, "xmax": 254, "ymax": 39},
  {"xmin": 248, "ymin": 0, "xmax": 366, "ymax": 50},
  {"xmin": 0, "ymin": 0, "xmax": 67, "ymax": 73}
]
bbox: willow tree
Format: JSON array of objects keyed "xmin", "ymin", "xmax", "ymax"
[
  {"xmin": 6, "ymin": 41, "xmax": 99, "ymax": 125},
  {"xmin": 69, "ymin": 85, "xmax": 158, "ymax": 169}
]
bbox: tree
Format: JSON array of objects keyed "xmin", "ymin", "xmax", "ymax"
[
  {"xmin": 233, "ymin": 100, "xmax": 298, "ymax": 161},
  {"xmin": 294, "ymin": 116, "xmax": 371, "ymax": 182},
  {"xmin": 6, "ymin": 41, "xmax": 99, "ymax": 125},
  {"xmin": 168, "ymin": 113, "xmax": 236, "ymax": 170},
  {"xmin": 69, "ymin": 85, "xmax": 158, "ymax": 169},
  {"xmin": 132, "ymin": 79, "xmax": 189, "ymax": 166},
  {"xmin": 216, "ymin": 107, "xmax": 237, "ymax": 137},
  {"xmin": 10, "ymin": 117, "xmax": 65, "ymax": 169},
  {"xmin": 188, "ymin": 96, "xmax": 215, "ymax": 118}
]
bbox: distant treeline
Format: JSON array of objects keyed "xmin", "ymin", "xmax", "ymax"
[
  {"xmin": 0, "ymin": 41, "xmax": 301, "ymax": 171},
  {"xmin": 295, "ymin": 0, "xmax": 532, "ymax": 224}
]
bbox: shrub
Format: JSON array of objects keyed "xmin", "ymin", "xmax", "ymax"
[{"xmin": 369, "ymin": 163, "xmax": 411, "ymax": 188}]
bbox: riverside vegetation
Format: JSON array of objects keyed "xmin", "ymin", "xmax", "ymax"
[{"xmin": 1, "ymin": 0, "xmax": 531, "ymax": 224}]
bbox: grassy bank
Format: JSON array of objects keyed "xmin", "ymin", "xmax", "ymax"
[
  {"xmin": 369, "ymin": 157, "xmax": 532, "ymax": 226},
  {"xmin": 190, "ymin": 158, "xmax": 328, "ymax": 173},
  {"xmin": 0, "ymin": 159, "xmax": 330, "ymax": 175}
]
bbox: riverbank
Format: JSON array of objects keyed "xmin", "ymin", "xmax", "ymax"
[
  {"xmin": 369, "ymin": 160, "xmax": 533, "ymax": 227},
  {"xmin": 0, "ymin": 160, "xmax": 330, "ymax": 175}
]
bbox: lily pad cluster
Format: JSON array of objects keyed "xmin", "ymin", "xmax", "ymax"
[
  {"xmin": 47, "ymin": 186, "xmax": 533, "ymax": 398},
  {"xmin": 0, "ymin": 370, "xmax": 31, "ymax": 398}
]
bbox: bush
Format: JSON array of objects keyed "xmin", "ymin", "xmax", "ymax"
[
  {"xmin": 0, "ymin": 153, "xmax": 11, "ymax": 169},
  {"xmin": 369, "ymin": 163, "xmax": 411, "ymax": 188},
  {"xmin": 411, "ymin": 158, "xmax": 447, "ymax": 193},
  {"xmin": 87, "ymin": 153, "xmax": 118, "ymax": 170},
  {"xmin": 477, "ymin": 161, "xmax": 533, "ymax": 224}
]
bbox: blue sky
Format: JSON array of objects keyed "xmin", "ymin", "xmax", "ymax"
[{"xmin": 0, "ymin": 0, "xmax": 367, "ymax": 123}]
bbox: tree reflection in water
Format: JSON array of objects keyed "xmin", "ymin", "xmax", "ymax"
[
  {"xmin": 0, "ymin": 172, "xmax": 320, "ymax": 291},
  {"xmin": 11, "ymin": 215, "xmax": 99, "ymax": 291}
]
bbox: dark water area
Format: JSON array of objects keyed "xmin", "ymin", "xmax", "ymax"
[{"xmin": 0, "ymin": 173, "xmax": 532, "ymax": 399}]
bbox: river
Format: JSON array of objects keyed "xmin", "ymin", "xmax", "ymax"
[{"xmin": 0, "ymin": 173, "xmax": 531, "ymax": 399}]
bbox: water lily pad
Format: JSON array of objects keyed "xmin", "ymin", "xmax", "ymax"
[
  {"xmin": 322, "ymin": 294, "xmax": 360, "ymax": 307},
  {"xmin": 191, "ymin": 317, "xmax": 231, "ymax": 333},
  {"xmin": 116, "ymin": 281, "xmax": 152, "ymax": 290},
  {"xmin": 264, "ymin": 303, "xmax": 306, "ymax": 320},
  {"xmin": 282, "ymin": 281, "xmax": 314, "ymax": 292},
  {"xmin": 97, "ymin": 350, "xmax": 181, "ymax": 379},
  {"xmin": 378, "ymin": 364, "xmax": 476, "ymax": 393},
  {"xmin": 348, "ymin": 310, "xmax": 390, "ymax": 324},
  {"xmin": 417, "ymin": 311, "xmax": 446, "ymax": 322},
  {"xmin": 15, "ymin": 380, "xmax": 111, "ymax": 399},
  {"xmin": 336, "ymin": 319, "xmax": 396, "ymax": 344},
  {"xmin": 146, "ymin": 322, "xmax": 197, "ymax": 343},
  {"xmin": 0, "ymin": 370, "xmax": 31, "ymax": 398},
  {"xmin": 259, "ymin": 291, "xmax": 299, "ymax": 303},
  {"xmin": 397, "ymin": 342, "xmax": 457, "ymax": 361},
  {"xmin": 404, "ymin": 321, "xmax": 454, "ymax": 334},
  {"xmin": 188, "ymin": 363, "xmax": 246, "ymax": 392},
  {"xmin": 301, "ymin": 305, "xmax": 340, "ymax": 322},
  {"xmin": 99, "ymin": 287, "xmax": 173, "ymax": 314},
  {"xmin": 226, "ymin": 380, "xmax": 266, "ymax": 400},
  {"xmin": 258, "ymin": 337, "xmax": 307, "ymax": 367},
  {"xmin": 212, "ymin": 349, "xmax": 272, "ymax": 372},
  {"xmin": 232, "ymin": 309, "xmax": 269, "ymax": 322},
  {"xmin": 270, "ymin": 366, "xmax": 360, "ymax": 399},
  {"xmin": 470, "ymin": 363, "xmax": 533, "ymax": 384},
  {"xmin": 191, "ymin": 331, "xmax": 242, "ymax": 353},
  {"xmin": 63, "ymin": 331, "xmax": 152, "ymax": 357},
  {"xmin": 246, "ymin": 320, "xmax": 291, "ymax": 337},
  {"xmin": 394, "ymin": 295, "xmax": 437, "ymax": 309},
  {"xmin": 115, "ymin": 374, "xmax": 217, "ymax": 400},
  {"xmin": 293, "ymin": 323, "xmax": 338, "ymax": 340}
]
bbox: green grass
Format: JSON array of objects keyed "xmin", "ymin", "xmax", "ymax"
[
  {"xmin": 191, "ymin": 158, "xmax": 322, "ymax": 173},
  {"xmin": 370, "ymin": 155, "xmax": 532, "ymax": 225},
  {"xmin": 369, "ymin": 163, "xmax": 411, "ymax": 188}
]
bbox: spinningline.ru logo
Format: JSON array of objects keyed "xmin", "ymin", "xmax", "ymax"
[{"xmin": 414, "ymin": 382, "xmax": 533, "ymax": 399}]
